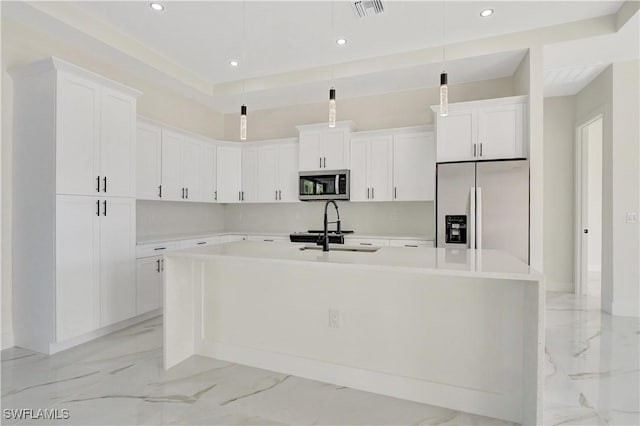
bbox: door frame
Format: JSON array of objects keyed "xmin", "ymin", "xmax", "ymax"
[{"xmin": 574, "ymin": 111, "xmax": 604, "ymax": 296}]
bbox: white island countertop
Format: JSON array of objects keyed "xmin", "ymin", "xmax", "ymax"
[{"xmin": 167, "ymin": 240, "xmax": 541, "ymax": 282}]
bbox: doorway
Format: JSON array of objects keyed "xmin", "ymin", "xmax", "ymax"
[{"xmin": 575, "ymin": 115, "xmax": 603, "ymax": 297}]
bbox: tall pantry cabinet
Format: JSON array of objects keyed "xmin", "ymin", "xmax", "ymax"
[{"xmin": 10, "ymin": 58, "xmax": 141, "ymax": 354}]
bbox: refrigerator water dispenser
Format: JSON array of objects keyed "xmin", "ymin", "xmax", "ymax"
[{"xmin": 445, "ymin": 215, "xmax": 467, "ymax": 244}]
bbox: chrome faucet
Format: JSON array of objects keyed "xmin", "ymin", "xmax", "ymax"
[{"xmin": 319, "ymin": 200, "xmax": 341, "ymax": 252}]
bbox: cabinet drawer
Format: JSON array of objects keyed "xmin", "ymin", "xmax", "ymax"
[
  {"xmin": 136, "ymin": 241, "xmax": 180, "ymax": 258},
  {"xmin": 219, "ymin": 234, "xmax": 247, "ymax": 243},
  {"xmin": 344, "ymin": 238, "xmax": 389, "ymax": 247},
  {"xmin": 388, "ymin": 239, "xmax": 434, "ymax": 248},
  {"xmin": 246, "ymin": 235, "xmax": 289, "ymax": 243},
  {"xmin": 178, "ymin": 237, "xmax": 220, "ymax": 249}
]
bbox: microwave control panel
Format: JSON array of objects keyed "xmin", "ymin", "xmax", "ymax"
[{"xmin": 445, "ymin": 215, "xmax": 467, "ymax": 244}]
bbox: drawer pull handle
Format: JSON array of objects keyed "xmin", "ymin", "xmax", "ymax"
[
  {"xmin": 197, "ymin": 242, "xmax": 207, "ymax": 245},
  {"xmin": 405, "ymin": 244, "xmax": 418, "ymax": 248},
  {"xmin": 154, "ymin": 247, "xmax": 167, "ymax": 251},
  {"xmin": 360, "ymin": 243, "xmax": 372, "ymax": 246}
]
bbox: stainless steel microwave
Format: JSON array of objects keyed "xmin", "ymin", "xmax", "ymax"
[{"xmin": 299, "ymin": 170, "xmax": 350, "ymax": 201}]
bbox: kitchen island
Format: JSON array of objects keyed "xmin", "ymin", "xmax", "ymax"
[{"xmin": 163, "ymin": 241, "xmax": 544, "ymax": 425}]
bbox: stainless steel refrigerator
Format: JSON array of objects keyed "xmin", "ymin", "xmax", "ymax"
[{"xmin": 436, "ymin": 160, "xmax": 529, "ymax": 264}]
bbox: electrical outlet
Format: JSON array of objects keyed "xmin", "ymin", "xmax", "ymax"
[
  {"xmin": 626, "ymin": 212, "xmax": 638, "ymax": 223},
  {"xmin": 328, "ymin": 309, "xmax": 341, "ymax": 328}
]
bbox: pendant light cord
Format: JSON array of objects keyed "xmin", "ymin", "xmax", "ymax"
[
  {"xmin": 442, "ymin": 0, "xmax": 446, "ymax": 65},
  {"xmin": 331, "ymin": 0, "xmax": 335, "ymax": 84},
  {"xmin": 242, "ymin": 0, "xmax": 246, "ymax": 102}
]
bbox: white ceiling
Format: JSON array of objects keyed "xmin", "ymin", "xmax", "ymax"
[
  {"xmin": 72, "ymin": 1, "xmax": 623, "ymax": 83},
  {"xmin": 4, "ymin": 1, "xmax": 637, "ymax": 111}
]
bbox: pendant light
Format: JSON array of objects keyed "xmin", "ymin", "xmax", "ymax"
[
  {"xmin": 440, "ymin": 1, "xmax": 449, "ymax": 117},
  {"xmin": 239, "ymin": 1, "xmax": 248, "ymax": 140},
  {"xmin": 328, "ymin": 1, "xmax": 337, "ymax": 128}
]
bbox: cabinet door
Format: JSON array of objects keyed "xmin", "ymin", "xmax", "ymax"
[
  {"xmin": 161, "ymin": 130, "xmax": 183, "ymax": 201},
  {"xmin": 55, "ymin": 195, "xmax": 100, "ymax": 341},
  {"xmin": 136, "ymin": 123, "xmax": 162, "ymax": 200},
  {"xmin": 277, "ymin": 143, "xmax": 299, "ymax": 202},
  {"xmin": 200, "ymin": 143, "xmax": 217, "ymax": 202},
  {"xmin": 100, "ymin": 88, "xmax": 136, "ymax": 197},
  {"xmin": 436, "ymin": 109, "xmax": 476, "ymax": 162},
  {"xmin": 216, "ymin": 146, "xmax": 242, "ymax": 203},
  {"xmin": 257, "ymin": 146, "xmax": 278, "ymax": 202},
  {"xmin": 477, "ymin": 103, "xmax": 524, "ymax": 160},
  {"xmin": 136, "ymin": 256, "xmax": 162, "ymax": 315},
  {"xmin": 55, "ymin": 73, "xmax": 100, "ymax": 196},
  {"xmin": 393, "ymin": 132, "xmax": 435, "ymax": 201},
  {"xmin": 181, "ymin": 138, "xmax": 202, "ymax": 202},
  {"xmin": 242, "ymin": 148, "xmax": 259, "ymax": 202},
  {"xmin": 299, "ymin": 132, "xmax": 321, "ymax": 171},
  {"xmin": 99, "ymin": 197, "xmax": 136, "ymax": 327},
  {"xmin": 322, "ymin": 130, "xmax": 348, "ymax": 170},
  {"xmin": 350, "ymin": 137, "xmax": 369, "ymax": 202},
  {"xmin": 369, "ymin": 136, "xmax": 393, "ymax": 201}
]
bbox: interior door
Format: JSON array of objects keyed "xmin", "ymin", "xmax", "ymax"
[
  {"xmin": 350, "ymin": 137, "xmax": 369, "ymax": 201},
  {"xmin": 436, "ymin": 163, "xmax": 476, "ymax": 249},
  {"xmin": 161, "ymin": 130, "xmax": 183, "ymax": 201},
  {"xmin": 200, "ymin": 143, "xmax": 217, "ymax": 202},
  {"xmin": 477, "ymin": 104, "xmax": 523, "ymax": 160},
  {"xmin": 136, "ymin": 123, "xmax": 162, "ymax": 200},
  {"xmin": 216, "ymin": 146, "xmax": 242, "ymax": 203},
  {"xmin": 476, "ymin": 160, "xmax": 529, "ymax": 263},
  {"xmin": 277, "ymin": 143, "xmax": 299, "ymax": 202},
  {"xmin": 322, "ymin": 130, "xmax": 347, "ymax": 170},
  {"xmin": 369, "ymin": 135, "xmax": 393, "ymax": 201},
  {"xmin": 55, "ymin": 195, "xmax": 100, "ymax": 341},
  {"xmin": 136, "ymin": 256, "xmax": 163, "ymax": 315},
  {"xmin": 181, "ymin": 138, "xmax": 202, "ymax": 202},
  {"xmin": 100, "ymin": 88, "xmax": 136, "ymax": 197},
  {"xmin": 99, "ymin": 197, "xmax": 136, "ymax": 327},
  {"xmin": 257, "ymin": 146, "xmax": 278, "ymax": 202},
  {"xmin": 56, "ymin": 72, "xmax": 100, "ymax": 196}
]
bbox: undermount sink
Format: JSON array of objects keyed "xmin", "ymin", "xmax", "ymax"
[{"xmin": 299, "ymin": 245, "xmax": 379, "ymax": 253}]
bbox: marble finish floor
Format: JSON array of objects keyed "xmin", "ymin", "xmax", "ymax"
[{"xmin": 2, "ymin": 292, "xmax": 638, "ymax": 425}]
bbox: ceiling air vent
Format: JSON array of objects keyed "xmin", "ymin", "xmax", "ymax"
[{"xmin": 351, "ymin": 0, "xmax": 384, "ymax": 18}]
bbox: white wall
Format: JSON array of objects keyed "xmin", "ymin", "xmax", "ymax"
[
  {"xmin": 543, "ymin": 96, "xmax": 576, "ymax": 292},
  {"xmin": 137, "ymin": 201, "xmax": 225, "ymax": 239},
  {"xmin": 223, "ymin": 77, "xmax": 516, "ymax": 141},
  {"xmin": 587, "ymin": 119, "xmax": 603, "ymax": 272},
  {"xmin": 224, "ymin": 202, "xmax": 434, "ymax": 238}
]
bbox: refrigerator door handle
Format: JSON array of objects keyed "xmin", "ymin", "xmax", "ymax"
[
  {"xmin": 476, "ymin": 187, "xmax": 483, "ymax": 250},
  {"xmin": 469, "ymin": 187, "xmax": 476, "ymax": 250}
]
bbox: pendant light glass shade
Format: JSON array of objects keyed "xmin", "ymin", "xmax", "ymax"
[
  {"xmin": 440, "ymin": 72, "xmax": 449, "ymax": 117},
  {"xmin": 328, "ymin": 88, "xmax": 336, "ymax": 128},
  {"xmin": 240, "ymin": 104, "xmax": 247, "ymax": 141}
]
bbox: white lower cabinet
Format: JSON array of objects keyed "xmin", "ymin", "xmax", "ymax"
[
  {"xmin": 55, "ymin": 195, "xmax": 135, "ymax": 342},
  {"xmin": 246, "ymin": 235, "xmax": 289, "ymax": 243},
  {"xmin": 345, "ymin": 238, "xmax": 390, "ymax": 247},
  {"xmin": 219, "ymin": 234, "xmax": 247, "ymax": 243},
  {"xmin": 179, "ymin": 237, "xmax": 220, "ymax": 248},
  {"xmin": 136, "ymin": 256, "xmax": 163, "ymax": 315},
  {"xmin": 388, "ymin": 239, "xmax": 434, "ymax": 248}
]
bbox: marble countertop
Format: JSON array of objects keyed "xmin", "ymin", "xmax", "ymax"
[
  {"xmin": 166, "ymin": 241, "xmax": 542, "ymax": 282},
  {"xmin": 137, "ymin": 231, "xmax": 434, "ymax": 245}
]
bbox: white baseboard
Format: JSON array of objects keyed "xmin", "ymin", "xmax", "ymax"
[
  {"xmin": 1, "ymin": 331, "xmax": 14, "ymax": 350},
  {"xmin": 48, "ymin": 309, "xmax": 161, "ymax": 354},
  {"xmin": 611, "ymin": 300, "xmax": 640, "ymax": 318},
  {"xmin": 198, "ymin": 340, "xmax": 522, "ymax": 425}
]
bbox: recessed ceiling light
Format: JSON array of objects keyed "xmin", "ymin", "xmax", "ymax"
[
  {"xmin": 480, "ymin": 8, "xmax": 494, "ymax": 17},
  {"xmin": 150, "ymin": 2, "xmax": 164, "ymax": 11},
  {"xmin": 336, "ymin": 38, "xmax": 347, "ymax": 46},
  {"xmin": 229, "ymin": 60, "xmax": 239, "ymax": 67}
]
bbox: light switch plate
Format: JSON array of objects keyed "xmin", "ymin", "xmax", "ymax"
[{"xmin": 626, "ymin": 212, "xmax": 638, "ymax": 223}]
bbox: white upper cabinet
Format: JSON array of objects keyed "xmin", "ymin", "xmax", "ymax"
[
  {"xmin": 56, "ymin": 73, "xmax": 101, "ymax": 196},
  {"xmin": 350, "ymin": 135, "xmax": 393, "ymax": 202},
  {"xmin": 393, "ymin": 132, "xmax": 435, "ymax": 201},
  {"xmin": 136, "ymin": 123, "xmax": 162, "ymax": 200},
  {"xmin": 200, "ymin": 142, "xmax": 217, "ymax": 202},
  {"xmin": 160, "ymin": 130, "xmax": 183, "ymax": 201},
  {"xmin": 432, "ymin": 96, "xmax": 527, "ymax": 163},
  {"xmin": 241, "ymin": 147, "xmax": 259, "ymax": 203},
  {"xmin": 276, "ymin": 143, "xmax": 299, "ymax": 202},
  {"xmin": 297, "ymin": 121, "xmax": 353, "ymax": 171},
  {"xmin": 257, "ymin": 146, "xmax": 278, "ymax": 202},
  {"xmin": 99, "ymin": 88, "xmax": 136, "ymax": 197},
  {"xmin": 216, "ymin": 145, "xmax": 242, "ymax": 203},
  {"xmin": 241, "ymin": 139, "xmax": 299, "ymax": 203},
  {"xmin": 181, "ymin": 137, "xmax": 202, "ymax": 202}
]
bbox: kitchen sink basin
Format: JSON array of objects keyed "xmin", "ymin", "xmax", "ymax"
[{"xmin": 299, "ymin": 245, "xmax": 379, "ymax": 253}]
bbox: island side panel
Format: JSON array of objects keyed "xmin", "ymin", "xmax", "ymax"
[
  {"xmin": 522, "ymin": 277, "xmax": 545, "ymax": 425},
  {"xmin": 163, "ymin": 255, "xmax": 198, "ymax": 369},
  {"xmin": 195, "ymin": 257, "xmax": 530, "ymax": 423}
]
